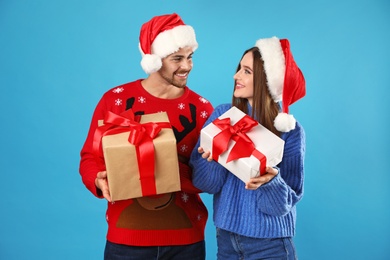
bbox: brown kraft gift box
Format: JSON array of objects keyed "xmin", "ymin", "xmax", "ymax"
[{"xmin": 101, "ymin": 112, "xmax": 180, "ymax": 201}]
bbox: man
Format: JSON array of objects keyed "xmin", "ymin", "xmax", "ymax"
[{"xmin": 79, "ymin": 13, "xmax": 213, "ymax": 259}]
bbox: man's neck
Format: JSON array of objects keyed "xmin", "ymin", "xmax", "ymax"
[{"xmin": 141, "ymin": 75, "xmax": 185, "ymax": 99}]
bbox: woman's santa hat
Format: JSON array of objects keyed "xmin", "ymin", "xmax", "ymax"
[
  {"xmin": 139, "ymin": 13, "xmax": 198, "ymax": 74},
  {"xmin": 255, "ymin": 36, "xmax": 306, "ymax": 132}
]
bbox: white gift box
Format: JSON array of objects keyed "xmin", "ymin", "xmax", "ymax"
[{"xmin": 200, "ymin": 106, "xmax": 285, "ymax": 183}]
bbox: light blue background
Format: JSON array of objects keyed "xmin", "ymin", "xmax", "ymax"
[{"xmin": 1, "ymin": 1, "xmax": 389, "ymax": 259}]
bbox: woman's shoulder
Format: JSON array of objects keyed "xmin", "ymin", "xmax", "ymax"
[
  {"xmin": 203, "ymin": 103, "xmax": 231, "ymax": 123},
  {"xmin": 282, "ymin": 120, "xmax": 305, "ymax": 139},
  {"xmin": 213, "ymin": 103, "xmax": 232, "ymax": 114},
  {"xmin": 280, "ymin": 120, "xmax": 306, "ymax": 155},
  {"xmin": 293, "ymin": 121, "xmax": 305, "ymax": 137}
]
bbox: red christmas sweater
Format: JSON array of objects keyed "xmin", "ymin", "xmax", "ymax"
[{"xmin": 79, "ymin": 79, "xmax": 213, "ymax": 246}]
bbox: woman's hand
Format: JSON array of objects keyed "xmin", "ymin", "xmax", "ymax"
[
  {"xmin": 198, "ymin": 147, "xmax": 213, "ymax": 162},
  {"xmin": 245, "ymin": 166, "xmax": 278, "ymax": 190}
]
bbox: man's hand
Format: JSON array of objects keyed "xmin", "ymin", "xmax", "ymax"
[{"xmin": 95, "ymin": 171, "xmax": 112, "ymax": 202}]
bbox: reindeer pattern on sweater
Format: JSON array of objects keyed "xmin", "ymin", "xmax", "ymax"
[{"xmin": 79, "ymin": 79, "xmax": 213, "ymax": 246}]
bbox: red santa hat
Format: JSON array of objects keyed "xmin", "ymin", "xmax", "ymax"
[
  {"xmin": 255, "ymin": 36, "xmax": 306, "ymax": 132},
  {"xmin": 139, "ymin": 13, "xmax": 198, "ymax": 74}
]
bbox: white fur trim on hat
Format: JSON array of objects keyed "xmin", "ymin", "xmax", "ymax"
[
  {"xmin": 152, "ymin": 25, "xmax": 198, "ymax": 57},
  {"xmin": 140, "ymin": 53, "xmax": 162, "ymax": 74},
  {"xmin": 274, "ymin": 112, "xmax": 296, "ymax": 132},
  {"xmin": 255, "ymin": 36, "xmax": 285, "ymax": 102},
  {"xmin": 140, "ymin": 25, "xmax": 198, "ymax": 74}
]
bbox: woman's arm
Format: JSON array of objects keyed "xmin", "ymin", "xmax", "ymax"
[{"xmin": 254, "ymin": 122, "xmax": 306, "ymax": 216}]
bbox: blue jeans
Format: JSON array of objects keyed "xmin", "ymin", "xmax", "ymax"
[
  {"xmin": 216, "ymin": 228, "xmax": 297, "ymax": 260},
  {"xmin": 104, "ymin": 240, "xmax": 205, "ymax": 260}
]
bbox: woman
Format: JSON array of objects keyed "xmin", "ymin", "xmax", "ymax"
[{"xmin": 189, "ymin": 36, "xmax": 306, "ymax": 260}]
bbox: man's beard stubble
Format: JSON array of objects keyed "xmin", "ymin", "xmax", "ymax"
[{"xmin": 158, "ymin": 69, "xmax": 188, "ymax": 89}]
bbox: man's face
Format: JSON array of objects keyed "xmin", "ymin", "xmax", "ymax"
[{"xmin": 158, "ymin": 46, "xmax": 194, "ymax": 88}]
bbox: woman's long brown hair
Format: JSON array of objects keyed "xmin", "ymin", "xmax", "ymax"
[{"xmin": 232, "ymin": 47, "xmax": 281, "ymax": 136}]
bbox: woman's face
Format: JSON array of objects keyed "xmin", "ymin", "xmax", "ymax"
[{"xmin": 233, "ymin": 52, "xmax": 254, "ymax": 106}]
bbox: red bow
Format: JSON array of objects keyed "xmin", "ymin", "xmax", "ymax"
[
  {"xmin": 93, "ymin": 110, "xmax": 171, "ymax": 196},
  {"xmin": 211, "ymin": 114, "xmax": 267, "ymax": 174}
]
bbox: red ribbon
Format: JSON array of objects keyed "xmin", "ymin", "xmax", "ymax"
[
  {"xmin": 211, "ymin": 114, "xmax": 268, "ymax": 175},
  {"xmin": 93, "ymin": 110, "xmax": 171, "ymax": 196}
]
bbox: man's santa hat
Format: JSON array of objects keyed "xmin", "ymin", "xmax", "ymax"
[
  {"xmin": 139, "ymin": 13, "xmax": 198, "ymax": 74},
  {"xmin": 255, "ymin": 36, "xmax": 306, "ymax": 132}
]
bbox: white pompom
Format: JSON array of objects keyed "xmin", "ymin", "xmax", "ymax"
[
  {"xmin": 274, "ymin": 113, "xmax": 296, "ymax": 132},
  {"xmin": 141, "ymin": 54, "xmax": 162, "ymax": 74}
]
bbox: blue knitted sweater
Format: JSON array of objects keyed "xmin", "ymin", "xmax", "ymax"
[{"xmin": 189, "ymin": 104, "xmax": 306, "ymax": 238}]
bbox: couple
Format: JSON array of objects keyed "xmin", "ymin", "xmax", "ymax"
[{"xmin": 79, "ymin": 13, "xmax": 306, "ymax": 260}]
